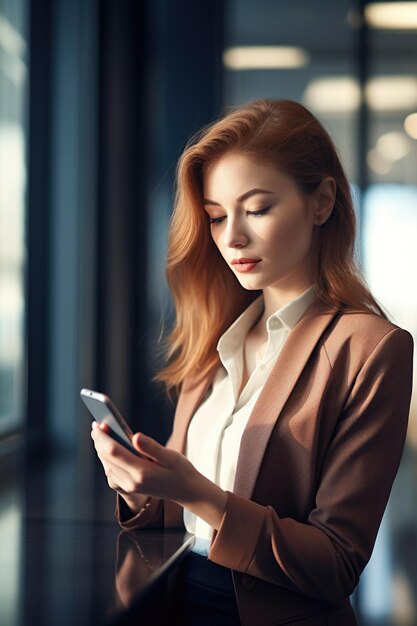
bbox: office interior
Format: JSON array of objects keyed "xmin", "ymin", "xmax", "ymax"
[{"xmin": 1, "ymin": 0, "xmax": 417, "ymax": 624}]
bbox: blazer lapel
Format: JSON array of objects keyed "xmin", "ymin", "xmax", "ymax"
[
  {"xmin": 170, "ymin": 295, "xmax": 339, "ymax": 499},
  {"xmin": 233, "ymin": 295, "xmax": 339, "ymax": 498},
  {"xmin": 168, "ymin": 369, "xmax": 217, "ymax": 452}
]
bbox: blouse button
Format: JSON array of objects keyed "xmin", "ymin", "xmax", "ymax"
[{"xmin": 241, "ymin": 574, "xmax": 256, "ymax": 589}]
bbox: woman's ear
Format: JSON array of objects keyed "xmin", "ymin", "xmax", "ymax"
[{"xmin": 312, "ymin": 177, "xmax": 336, "ymax": 225}]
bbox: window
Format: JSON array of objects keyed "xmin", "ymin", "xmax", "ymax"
[{"xmin": 0, "ymin": 1, "xmax": 28, "ymax": 434}]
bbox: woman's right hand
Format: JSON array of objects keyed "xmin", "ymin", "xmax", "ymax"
[{"xmin": 90, "ymin": 421, "xmax": 152, "ymax": 514}]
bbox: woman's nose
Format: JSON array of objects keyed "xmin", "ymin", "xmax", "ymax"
[{"xmin": 222, "ymin": 218, "xmax": 249, "ymax": 248}]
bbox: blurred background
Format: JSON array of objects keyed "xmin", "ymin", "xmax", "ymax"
[{"xmin": 1, "ymin": 0, "xmax": 417, "ymax": 624}]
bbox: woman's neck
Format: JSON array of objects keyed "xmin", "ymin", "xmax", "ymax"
[{"xmin": 256, "ymin": 280, "xmax": 314, "ymax": 335}]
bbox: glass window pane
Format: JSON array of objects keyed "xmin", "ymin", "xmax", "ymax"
[
  {"xmin": 362, "ymin": 184, "xmax": 417, "ymax": 625},
  {"xmin": 0, "ymin": 0, "xmax": 28, "ymax": 433}
]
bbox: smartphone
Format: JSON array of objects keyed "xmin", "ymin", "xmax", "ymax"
[{"xmin": 80, "ymin": 388, "xmax": 143, "ymax": 457}]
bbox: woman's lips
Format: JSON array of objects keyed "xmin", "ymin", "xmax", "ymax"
[{"xmin": 231, "ymin": 258, "xmax": 261, "ymax": 273}]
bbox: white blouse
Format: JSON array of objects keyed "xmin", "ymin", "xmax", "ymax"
[{"xmin": 183, "ymin": 284, "xmax": 318, "ymax": 555}]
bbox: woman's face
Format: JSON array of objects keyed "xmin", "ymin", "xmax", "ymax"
[{"xmin": 202, "ymin": 153, "xmax": 323, "ymax": 292}]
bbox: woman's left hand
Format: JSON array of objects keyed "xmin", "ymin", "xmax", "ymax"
[
  {"xmin": 91, "ymin": 422, "xmax": 228, "ymax": 529},
  {"xmin": 128, "ymin": 428, "xmax": 202, "ymax": 505},
  {"xmin": 91, "ymin": 422, "xmax": 202, "ymax": 507}
]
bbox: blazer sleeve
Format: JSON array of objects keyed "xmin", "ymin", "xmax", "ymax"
[
  {"xmin": 207, "ymin": 327, "xmax": 414, "ymax": 603},
  {"xmin": 115, "ymin": 492, "xmax": 164, "ymax": 530}
]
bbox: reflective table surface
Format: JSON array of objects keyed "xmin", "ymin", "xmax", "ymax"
[
  {"xmin": 0, "ymin": 443, "xmax": 195, "ymax": 626},
  {"xmin": 1, "ymin": 515, "xmax": 194, "ymax": 626}
]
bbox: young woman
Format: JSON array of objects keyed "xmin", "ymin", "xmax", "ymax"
[{"xmin": 91, "ymin": 98, "xmax": 414, "ymax": 626}]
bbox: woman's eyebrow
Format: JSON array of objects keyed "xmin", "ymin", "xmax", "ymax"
[{"xmin": 203, "ymin": 188, "xmax": 275, "ymax": 206}]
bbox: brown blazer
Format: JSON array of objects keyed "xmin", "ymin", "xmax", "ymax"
[{"xmin": 115, "ymin": 294, "xmax": 414, "ymax": 626}]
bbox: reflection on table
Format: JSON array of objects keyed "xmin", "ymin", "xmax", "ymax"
[{"xmin": 1, "ymin": 513, "xmax": 194, "ymax": 626}]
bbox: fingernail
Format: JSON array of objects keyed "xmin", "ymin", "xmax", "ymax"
[{"xmin": 92, "ymin": 421, "xmax": 98, "ymax": 430}]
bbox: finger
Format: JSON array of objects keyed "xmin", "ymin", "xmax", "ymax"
[
  {"xmin": 91, "ymin": 425, "xmax": 128, "ymax": 463},
  {"xmin": 91, "ymin": 424, "xmax": 155, "ymax": 474},
  {"xmin": 91, "ymin": 423, "xmax": 130, "ymax": 458},
  {"xmin": 100, "ymin": 451, "xmax": 156, "ymax": 498},
  {"xmin": 132, "ymin": 433, "xmax": 172, "ymax": 467},
  {"xmin": 101, "ymin": 461, "xmax": 135, "ymax": 494}
]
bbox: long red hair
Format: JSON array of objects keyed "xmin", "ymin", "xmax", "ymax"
[{"xmin": 154, "ymin": 98, "xmax": 388, "ymax": 394}]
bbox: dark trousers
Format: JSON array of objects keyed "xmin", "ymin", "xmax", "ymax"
[{"xmin": 171, "ymin": 550, "xmax": 242, "ymax": 626}]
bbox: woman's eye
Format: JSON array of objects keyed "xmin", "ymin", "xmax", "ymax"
[
  {"xmin": 248, "ymin": 206, "xmax": 271, "ymax": 217},
  {"xmin": 208, "ymin": 206, "xmax": 271, "ymax": 224}
]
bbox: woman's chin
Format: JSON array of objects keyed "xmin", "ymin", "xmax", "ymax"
[{"xmin": 236, "ymin": 276, "xmax": 267, "ymax": 291}]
